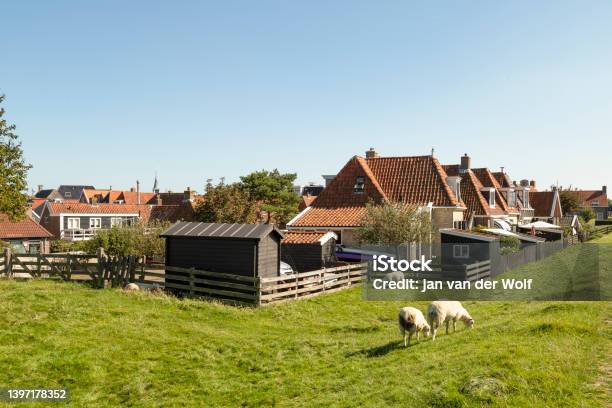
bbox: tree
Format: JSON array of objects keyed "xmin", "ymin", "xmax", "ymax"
[
  {"xmin": 356, "ymin": 201, "xmax": 434, "ymax": 246},
  {"xmin": 579, "ymin": 207, "xmax": 595, "ymax": 223},
  {"xmin": 0, "ymin": 95, "xmax": 31, "ymax": 221},
  {"xmin": 239, "ymin": 169, "xmax": 299, "ymax": 225},
  {"xmin": 559, "ymin": 190, "xmax": 579, "ymax": 214},
  {"xmin": 195, "ymin": 179, "xmax": 257, "ymax": 224},
  {"xmin": 81, "ymin": 220, "xmax": 170, "ymax": 257}
]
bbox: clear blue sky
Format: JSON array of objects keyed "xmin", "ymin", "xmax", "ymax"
[{"xmin": 2, "ymin": 1, "xmax": 611, "ymax": 194}]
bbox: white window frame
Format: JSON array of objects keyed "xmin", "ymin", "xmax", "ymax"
[
  {"xmin": 65, "ymin": 192, "xmax": 72, "ymax": 198},
  {"xmin": 67, "ymin": 217, "xmax": 80, "ymax": 230},
  {"xmin": 89, "ymin": 218, "xmax": 102, "ymax": 229},
  {"xmin": 453, "ymin": 244, "xmax": 469, "ymax": 258},
  {"xmin": 591, "ymin": 200, "xmax": 599, "ymax": 207},
  {"xmin": 354, "ymin": 176, "xmax": 365, "ymax": 193},
  {"xmin": 110, "ymin": 217, "xmax": 123, "ymax": 227}
]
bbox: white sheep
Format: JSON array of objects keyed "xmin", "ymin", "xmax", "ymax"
[
  {"xmin": 124, "ymin": 283, "xmax": 140, "ymax": 291},
  {"xmin": 384, "ymin": 271, "xmax": 404, "ymax": 282},
  {"xmin": 427, "ymin": 301, "xmax": 474, "ymax": 340},
  {"xmin": 398, "ymin": 306, "xmax": 431, "ymax": 347}
]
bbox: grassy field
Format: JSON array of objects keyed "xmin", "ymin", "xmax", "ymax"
[{"xmin": 0, "ymin": 244, "xmax": 611, "ymax": 407}]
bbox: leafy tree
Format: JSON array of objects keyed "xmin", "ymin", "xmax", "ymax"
[
  {"xmin": 0, "ymin": 95, "xmax": 31, "ymax": 221},
  {"xmin": 499, "ymin": 235, "xmax": 520, "ymax": 254},
  {"xmin": 559, "ymin": 190, "xmax": 579, "ymax": 214},
  {"xmin": 195, "ymin": 179, "xmax": 257, "ymax": 224},
  {"xmin": 239, "ymin": 169, "xmax": 299, "ymax": 225},
  {"xmin": 356, "ymin": 201, "xmax": 434, "ymax": 246},
  {"xmin": 82, "ymin": 220, "xmax": 170, "ymax": 257},
  {"xmin": 579, "ymin": 207, "xmax": 595, "ymax": 223}
]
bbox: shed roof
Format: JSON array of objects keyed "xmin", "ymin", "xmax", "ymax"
[{"xmin": 160, "ymin": 222, "xmax": 283, "ymax": 240}]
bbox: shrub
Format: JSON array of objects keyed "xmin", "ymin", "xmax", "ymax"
[
  {"xmin": 500, "ymin": 235, "xmax": 520, "ymax": 254},
  {"xmin": 579, "ymin": 208, "xmax": 596, "ymax": 223},
  {"xmin": 50, "ymin": 239, "xmax": 88, "ymax": 253},
  {"xmin": 82, "ymin": 220, "xmax": 170, "ymax": 258}
]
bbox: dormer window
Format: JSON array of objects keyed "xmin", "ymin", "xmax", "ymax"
[
  {"xmin": 446, "ymin": 176, "xmax": 462, "ymax": 201},
  {"xmin": 354, "ymin": 176, "xmax": 365, "ymax": 193},
  {"xmin": 506, "ymin": 189, "xmax": 516, "ymax": 208},
  {"xmin": 591, "ymin": 200, "xmax": 599, "ymax": 207},
  {"xmin": 481, "ymin": 188, "xmax": 496, "ymax": 208}
]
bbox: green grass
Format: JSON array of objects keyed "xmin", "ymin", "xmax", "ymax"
[
  {"xmin": 593, "ymin": 232, "xmax": 612, "ymax": 244},
  {"xmin": 1, "ymin": 245, "xmax": 611, "ymax": 407}
]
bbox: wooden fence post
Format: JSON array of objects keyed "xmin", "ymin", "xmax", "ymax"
[
  {"xmin": 294, "ymin": 272, "xmax": 299, "ymax": 299},
  {"xmin": 4, "ymin": 247, "xmax": 12, "ymax": 277},
  {"xmin": 189, "ymin": 267, "xmax": 194, "ymax": 297},
  {"xmin": 255, "ymin": 277, "xmax": 261, "ymax": 306}
]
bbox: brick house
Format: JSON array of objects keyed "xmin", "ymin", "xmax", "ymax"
[
  {"xmin": 566, "ymin": 186, "xmax": 608, "ymax": 221},
  {"xmin": 286, "ymin": 149, "xmax": 466, "ymax": 245}
]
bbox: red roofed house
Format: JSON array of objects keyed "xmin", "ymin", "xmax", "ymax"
[
  {"xmin": 0, "ymin": 213, "xmax": 53, "ymax": 253},
  {"xmin": 287, "ymin": 149, "xmax": 466, "ymax": 245},
  {"xmin": 530, "ymin": 190, "xmax": 563, "ymax": 224},
  {"xmin": 492, "ymin": 171, "xmax": 536, "ymax": 224},
  {"xmin": 38, "ymin": 202, "xmax": 153, "ymax": 241},
  {"xmin": 566, "ymin": 186, "xmax": 608, "ymax": 221}
]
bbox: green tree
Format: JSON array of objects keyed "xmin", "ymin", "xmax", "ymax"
[
  {"xmin": 499, "ymin": 235, "xmax": 520, "ymax": 254},
  {"xmin": 0, "ymin": 95, "xmax": 31, "ymax": 221},
  {"xmin": 356, "ymin": 201, "xmax": 434, "ymax": 246},
  {"xmin": 559, "ymin": 190, "xmax": 579, "ymax": 214},
  {"xmin": 579, "ymin": 207, "xmax": 595, "ymax": 223},
  {"xmin": 195, "ymin": 179, "xmax": 257, "ymax": 224},
  {"xmin": 82, "ymin": 220, "xmax": 170, "ymax": 257},
  {"xmin": 239, "ymin": 169, "xmax": 299, "ymax": 225}
]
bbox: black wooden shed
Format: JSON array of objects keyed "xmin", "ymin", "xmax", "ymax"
[
  {"xmin": 161, "ymin": 222, "xmax": 284, "ymax": 279},
  {"xmin": 281, "ymin": 231, "xmax": 337, "ymax": 272}
]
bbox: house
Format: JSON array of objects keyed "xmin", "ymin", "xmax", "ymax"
[
  {"xmin": 287, "ymin": 149, "xmax": 466, "ymax": 245},
  {"xmin": 281, "ymin": 231, "xmax": 337, "ymax": 272},
  {"xmin": 58, "ymin": 185, "xmax": 95, "ymax": 200},
  {"xmin": 530, "ymin": 190, "xmax": 563, "ymax": 224},
  {"xmin": 442, "ymin": 154, "xmax": 513, "ymax": 229},
  {"xmin": 492, "ymin": 171, "xmax": 535, "ymax": 224},
  {"xmin": 565, "ymin": 186, "xmax": 608, "ymax": 221},
  {"xmin": 0, "ymin": 213, "xmax": 53, "ymax": 254},
  {"xmin": 38, "ymin": 202, "xmax": 152, "ymax": 240}
]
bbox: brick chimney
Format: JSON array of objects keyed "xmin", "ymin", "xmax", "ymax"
[
  {"xmin": 603, "ymin": 185, "xmax": 607, "ymax": 195},
  {"xmin": 460, "ymin": 154, "xmax": 471, "ymax": 172},
  {"xmin": 183, "ymin": 187, "xmax": 193, "ymax": 202},
  {"xmin": 365, "ymin": 147, "xmax": 379, "ymax": 159}
]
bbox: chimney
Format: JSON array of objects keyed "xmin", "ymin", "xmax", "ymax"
[
  {"xmin": 136, "ymin": 180, "xmax": 140, "ymax": 205},
  {"xmin": 154, "ymin": 188, "xmax": 160, "ymax": 194},
  {"xmin": 520, "ymin": 179, "xmax": 529, "ymax": 187},
  {"xmin": 365, "ymin": 147, "xmax": 379, "ymax": 159},
  {"xmin": 130, "ymin": 187, "xmax": 135, "ymax": 192},
  {"xmin": 529, "ymin": 180, "xmax": 536, "ymax": 188},
  {"xmin": 500, "ymin": 167, "xmax": 505, "ymax": 174},
  {"xmin": 603, "ymin": 185, "xmax": 607, "ymax": 195},
  {"xmin": 156, "ymin": 194, "xmax": 162, "ymax": 206},
  {"xmin": 183, "ymin": 187, "xmax": 193, "ymax": 202},
  {"xmin": 37, "ymin": 184, "xmax": 43, "ymax": 192},
  {"xmin": 460, "ymin": 154, "xmax": 471, "ymax": 172}
]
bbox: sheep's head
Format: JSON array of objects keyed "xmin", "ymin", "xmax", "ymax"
[
  {"xmin": 464, "ymin": 317, "xmax": 474, "ymax": 328},
  {"xmin": 423, "ymin": 324, "xmax": 431, "ymax": 337}
]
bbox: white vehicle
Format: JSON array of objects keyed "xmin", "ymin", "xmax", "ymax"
[{"xmin": 280, "ymin": 261, "xmax": 294, "ymax": 276}]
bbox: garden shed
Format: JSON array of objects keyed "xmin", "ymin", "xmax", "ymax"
[
  {"xmin": 161, "ymin": 222, "xmax": 283, "ymax": 279},
  {"xmin": 281, "ymin": 231, "xmax": 337, "ymax": 272}
]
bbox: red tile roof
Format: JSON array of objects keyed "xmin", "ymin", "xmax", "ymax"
[
  {"xmin": 298, "ymin": 195, "xmax": 317, "ymax": 211},
  {"xmin": 282, "ymin": 230, "xmax": 336, "ymax": 244},
  {"xmin": 45, "ymin": 202, "xmax": 152, "ymax": 217},
  {"xmin": 471, "ymin": 168, "xmax": 519, "ymax": 214},
  {"xmin": 290, "ymin": 155, "xmax": 464, "ymax": 228},
  {"xmin": 0, "ymin": 214, "xmax": 53, "ymax": 239},
  {"xmin": 492, "ymin": 172, "xmax": 513, "ymax": 188},
  {"xmin": 565, "ymin": 190, "xmax": 608, "ymax": 207},
  {"xmin": 530, "ymin": 191, "xmax": 561, "ymax": 218},
  {"xmin": 443, "ymin": 165, "xmax": 505, "ymax": 219}
]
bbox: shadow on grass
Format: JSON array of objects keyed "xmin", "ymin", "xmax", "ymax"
[{"xmin": 346, "ymin": 339, "xmax": 427, "ymax": 358}]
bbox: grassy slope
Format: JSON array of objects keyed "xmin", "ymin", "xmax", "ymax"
[{"xmin": 0, "ymin": 246, "xmax": 610, "ymax": 407}]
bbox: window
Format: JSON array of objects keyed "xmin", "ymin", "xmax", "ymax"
[
  {"xmin": 489, "ymin": 189, "xmax": 496, "ymax": 208},
  {"xmin": 28, "ymin": 241, "xmax": 41, "ymax": 254},
  {"xmin": 354, "ymin": 176, "xmax": 365, "ymax": 193},
  {"xmin": 453, "ymin": 220, "xmax": 465, "ymax": 230},
  {"xmin": 507, "ymin": 189, "xmax": 516, "ymax": 208},
  {"xmin": 596, "ymin": 212, "xmax": 603, "ymax": 220},
  {"xmin": 111, "ymin": 217, "xmax": 123, "ymax": 227},
  {"xmin": 591, "ymin": 200, "xmax": 599, "ymax": 207},
  {"xmin": 524, "ymin": 189, "xmax": 530, "ymax": 208},
  {"xmin": 453, "ymin": 244, "xmax": 469, "ymax": 258},
  {"xmin": 67, "ymin": 217, "xmax": 80, "ymax": 229},
  {"xmin": 65, "ymin": 192, "xmax": 72, "ymax": 198},
  {"xmin": 89, "ymin": 218, "xmax": 102, "ymax": 229}
]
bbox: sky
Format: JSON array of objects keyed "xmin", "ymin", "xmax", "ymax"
[{"xmin": 1, "ymin": 1, "xmax": 611, "ymax": 194}]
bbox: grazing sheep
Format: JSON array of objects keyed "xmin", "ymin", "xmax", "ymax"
[
  {"xmin": 398, "ymin": 307, "xmax": 431, "ymax": 347},
  {"xmin": 427, "ymin": 301, "xmax": 474, "ymax": 340},
  {"xmin": 124, "ymin": 283, "xmax": 140, "ymax": 291},
  {"xmin": 384, "ymin": 271, "xmax": 404, "ymax": 282}
]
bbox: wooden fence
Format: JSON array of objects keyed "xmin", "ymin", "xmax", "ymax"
[
  {"xmin": 164, "ymin": 263, "xmax": 368, "ymax": 305},
  {"xmin": 0, "ymin": 249, "xmax": 164, "ymax": 288}
]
